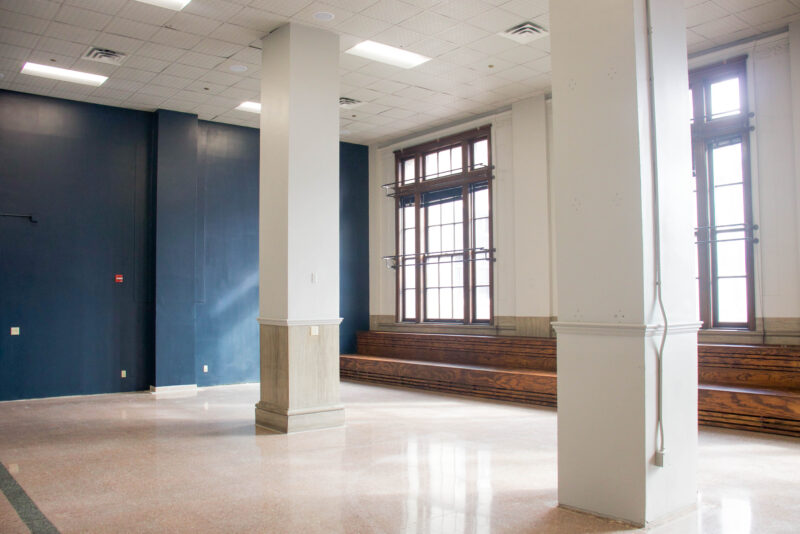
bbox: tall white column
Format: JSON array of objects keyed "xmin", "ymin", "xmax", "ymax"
[
  {"xmin": 255, "ymin": 23, "xmax": 344, "ymax": 433},
  {"xmin": 790, "ymin": 22, "xmax": 800, "ymax": 277},
  {"xmin": 551, "ymin": 0, "xmax": 700, "ymax": 525}
]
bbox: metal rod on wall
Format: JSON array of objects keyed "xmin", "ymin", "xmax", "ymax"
[{"xmin": 0, "ymin": 213, "xmax": 37, "ymax": 223}]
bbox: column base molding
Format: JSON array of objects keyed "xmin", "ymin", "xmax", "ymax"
[{"xmin": 255, "ymin": 401, "xmax": 344, "ymax": 433}]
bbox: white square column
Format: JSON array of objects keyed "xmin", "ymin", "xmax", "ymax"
[
  {"xmin": 551, "ymin": 0, "xmax": 700, "ymax": 525},
  {"xmin": 255, "ymin": 24, "xmax": 344, "ymax": 433}
]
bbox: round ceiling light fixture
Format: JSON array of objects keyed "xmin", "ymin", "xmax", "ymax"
[
  {"xmin": 313, "ymin": 11, "xmax": 335, "ymax": 21},
  {"xmin": 229, "ymin": 64, "xmax": 248, "ymax": 73}
]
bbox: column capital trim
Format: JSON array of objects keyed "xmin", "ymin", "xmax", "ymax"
[
  {"xmin": 551, "ymin": 321, "xmax": 702, "ymax": 337},
  {"xmin": 257, "ymin": 317, "xmax": 343, "ymax": 326}
]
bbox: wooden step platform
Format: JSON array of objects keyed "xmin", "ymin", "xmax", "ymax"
[{"xmin": 342, "ymin": 331, "xmax": 800, "ymax": 437}]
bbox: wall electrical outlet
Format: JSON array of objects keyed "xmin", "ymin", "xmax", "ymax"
[
  {"xmin": 10, "ymin": 327, "xmax": 20, "ymax": 336},
  {"xmin": 203, "ymin": 365, "xmax": 208, "ymax": 373},
  {"xmin": 121, "ymin": 370, "xmax": 126, "ymax": 378}
]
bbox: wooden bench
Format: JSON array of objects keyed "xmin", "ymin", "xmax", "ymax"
[{"xmin": 341, "ymin": 331, "xmax": 800, "ymax": 437}]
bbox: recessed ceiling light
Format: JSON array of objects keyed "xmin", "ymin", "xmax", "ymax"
[
  {"xmin": 345, "ymin": 41, "xmax": 431, "ymax": 69},
  {"xmin": 134, "ymin": 0, "xmax": 192, "ymax": 10},
  {"xmin": 236, "ymin": 101, "xmax": 261, "ymax": 113},
  {"xmin": 313, "ymin": 11, "xmax": 335, "ymax": 21},
  {"xmin": 229, "ymin": 64, "xmax": 248, "ymax": 73},
  {"xmin": 20, "ymin": 62, "xmax": 107, "ymax": 86}
]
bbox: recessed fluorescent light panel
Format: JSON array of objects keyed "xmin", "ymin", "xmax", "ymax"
[
  {"xmin": 134, "ymin": 0, "xmax": 192, "ymax": 10},
  {"xmin": 20, "ymin": 62, "xmax": 107, "ymax": 86},
  {"xmin": 236, "ymin": 101, "xmax": 261, "ymax": 113},
  {"xmin": 345, "ymin": 41, "xmax": 430, "ymax": 69}
]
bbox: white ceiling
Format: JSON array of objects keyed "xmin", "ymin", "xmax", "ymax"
[{"xmin": 1, "ymin": 0, "xmax": 799, "ymax": 145}]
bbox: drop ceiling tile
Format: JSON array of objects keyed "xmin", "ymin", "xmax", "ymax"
[
  {"xmin": 85, "ymin": 95, "xmax": 125, "ymax": 107},
  {"xmin": 438, "ymin": 47, "xmax": 489, "ymax": 67},
  {"xmin": 361, "ymin": 0, "xmax": 422, "ymax": 23},
  {"xmin": 164, "ymin": 12, "xmax": 222, "ymax": 36},
  {"xmin": 112, "ymin": 67, "xmax": 157, "ymax": 83},
  {"xmin": 162, "ymin": 62, "xmax": 207, "ymax": 79},
  {"xmin": 52, "ymin": 79, "xmax": 96, "ymax": 94},
  {"xmin": 371, "ymin": 25, "xmax": 427, "ymax": 48},
  {"xmin": 173, "ymin": 89, "xmax": 211, "ymax": 103},
  {"xmin": 233, "ymin": 76, "xmax": 259, "ymax": 91},
  {"xmin": 227, "ymin": 7, "xmax": 287, "ymax": 31},
  {"xmin": 160, "ymin": 98, "xmax": 198, "ymax": 112},
  {"xmin": 204, "ymin": 94, "xmax": 239, "ymax": 108},
  {"xmin": 411, "ymin": 59, "xmax": 459, "ymax": 77},
  {"xmin": 292, "ymin": 1, "xmax": 356, "ymax": 26},
  {"xmin": 26, "ymin": 50, "xmax": 76, "ymax": 67},
  {"xmin": 356, "ymin": 61, "xmax": 404, "ymax": 78},
  {"xmin": 44, "ymin": 22, "xmax": 99, "ymax": 45},
  {"xmin": 90, "ymin": 86, "xmax": 135, "ymax": 100},
  {"xmin": 465, "ymin": 34, "xmax": 519, "ymax": 56},
  {"xmin": 121, "ymin": 54, "xmax": 169, "ymax": 73},
  {"xmin": 137, "ymin": 83, "xmax": 179, "ymax": 97},
  {"xmin": 229, "ymin": 45, "xmax": 261, "ymax": 64},
  {"xmin": 247, "ymin": 0, "xmax": 310, "ymax": 17},
  {"xmin": 36, "ymin": 37, "xmax": 86, "ymax": 58},
  {"xmin": 0, "ymin": 29, "xmax": 40, "ymax": 49},
  {"xmin": 178, "ymin": 50, "xmax": 224, "ymax": 69},
  {"xmin": 104, "ymin": 17, "xmax": 160, "ymax": 40},
  {"xmin": 183, "ymin": 0, "xmax": 245, "ymax": 21},
  {"xmin": 199, "ymin": 69, "xmax": 240, "ymax": 86},
  {"xmin": 209, "ymin": 23, "xmax": 265, "ymax": 45},
  {"xmin": 136, "ymin": 42, "xmax": 185, "ymax": 62},
  {"xmin": 0, "ymin": 44, "xmax": 30, "ymax": 62},
  {"xmin": 117, "ymin": 2, "xmax": 175, "ymax": 25},
  {"xmin": 194, "ymin": 103, "xmax": 233, "ymax": 117},
  {"xmin": 74, "ymin": 59, "xmax": 117, "ymax": 75},
  {"xmin": 401, "ymin": 11, "xmax": 459, "ymax": 34},
  {"xmin": 407, "ymin": 37, "xmax": 458, "ymax": 58},
  {"xmin": 54, "ymin": 4, "xmax": 112, "ymax": 30},
  {"xmin": 368, "ymin": 78, "xmax": 408, "ymax": 94},
  {"xmin": 0, "ymin": 0, "xmax": 59, "ymax": 18},
  {"xmin": 334, "ymin": 14, "xmax": 392, "ymax": 38},
  {"xmin": 192, "ymin": 38, "xmax": 241, "ymax": 57},
  {"xmin": 92, "ymin": 33, "xmax": 145, "ymax": 54},
  {"xmin": 64, "ymin": 0, "xmax": 127, "ymax": 16},
  {"xmin": 186, "ymin": 79, "xmax": 226, "ymax": 94},
  {"xmin": 524, "ymin": 55, "xmax": 550, "ymax": 73},
  {"xmin": 379, "ymin": 106, "xmax": 417, "ymax": 119},
  {"xmin": 435, "ymin": 22, "xmax": 491, "ymax": 46},
  {"xmin": 0, "ymin": 10, "xmax": 52, "ymax": 33},
  {"xmin": 151, "ymin": 28, "xmax": 204, "ymax": 50},
  {"xmin": 340, "ymin": 53, "xmax": 372, "ymax": 71},
  {"xmin": 151, "ymin": 72, "xmax": 193, "ymax": 89},
  {"xmin": 125, "ymin": 93, "xmax": 167, "ymax": 107},
  {"xmin": 737, "ymin": 0, "xmax": 799, "ymax": 25},
  {"xmin": 216, "ymin": 58, "xmax": 259, "ymax": 75},
  {"xmin": 686, "ymin": 1, "xmax": 729, "ymax": 26},
  {"xmin": 500, "ymin": 0, "xmax": 548, "ymax": 20},
  {"xmin": 341, "ymin": 70, "xmax": 380, "ymax": 88},
  {"xmin": 13, "ymin": 75, "xmax": 58, "ymax": 90},
  {"xmin": 692, "ymin": 14, "xmax": 751, "ymax": 38},
  {"xmin": 217, "ymin": 85, "xmax": 256, "ymax": 100},
  {"xmin": 432, "ymin": 0, "xmax": 494, "ymax": 20}
]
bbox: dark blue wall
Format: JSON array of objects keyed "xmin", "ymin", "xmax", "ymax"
[
  {"xmin": 0, "ymin": 91, "xmax": 154, "ymax": 400},
  {"xmin": 339, "ymin": 142, "xmax": 370, "ymax": 354},
  {"xmin": 195, "ymin": 121, "xmax": 260, "ymax": 386},
  {"xmin": 153, "ymin": 110, "xmax": 198, "ymax": 387},
  {"xmin": 0, "ymin": 90, "xmax": 369, "ymax": 401}
]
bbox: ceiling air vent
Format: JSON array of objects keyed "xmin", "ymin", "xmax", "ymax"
[
  {"xmin": 499, "ymin": 21, "xmax": 549, "ymax": 44},
  {"xmin": 339, "ymin": 97, "xmax": 363, "ymax": 109},
  {"xmin": 82, "ymin": 47, "xmax": 127, "ymax": 66}
]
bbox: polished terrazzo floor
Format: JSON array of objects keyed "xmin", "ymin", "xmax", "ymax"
[{"xmin": 0, "ymin": 381, "xmax": 798, "ymax": 533}]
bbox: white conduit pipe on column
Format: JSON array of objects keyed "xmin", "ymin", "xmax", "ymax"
[{"xmin": 644, "ymin": 0, "xmax": 669, "ymax": 468}]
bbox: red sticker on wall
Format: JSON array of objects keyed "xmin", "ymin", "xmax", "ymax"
[{"xmin": 115, "ymin": 274, "xmax": 123, "ymax": 283}]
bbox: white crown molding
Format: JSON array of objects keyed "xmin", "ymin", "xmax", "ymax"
[{"xmin": 551, "ymin": 321, "xmax": 702, "ymax": 337}]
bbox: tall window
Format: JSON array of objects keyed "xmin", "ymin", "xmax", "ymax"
[
  {"xmin": 689, "ymin": 57, "xmax": 756, "ymax": 329},
  {"xmin": 393, "ymin": 126, "xmax": 493, "ymax": 324}
]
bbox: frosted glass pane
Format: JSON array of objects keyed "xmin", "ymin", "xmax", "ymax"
[
  {"xmin": 404, "ymin": 228, "xmax": 416, "ymax": 255},
  {"xmin": 425, "ymin": 153, "xmax": 438, "ymax": 178},
  {"xmin": 404, "ymin": 264, "xmax": 416, "ymax": 289},
  {"xmin": 452, "ymin": 146, "xmax": 462, "ymax": 172},
  {"xmin": 475, "ymin": 287, "xmax": 490, "ymax": 321},
  {"xmin": 428, "ymin": 226, "xmax": 441, "ymax": 253},
  {"xmin": 440, "ymin": 260, "xmax": 452, "ymax": 286},
  {"xmin": 427, "ymin": 204, "xmax": 440, "ymax": 225},
  {"xmin": 442, "ymin": 224, "xmax": 455, "ymax": 251},
  {"xmin": 473, "ymin": 139, "xmax": 488, "ymax": 168},
  {"xmin": 426, "ymin": 288, "xmax": 439, "ymax": 319},
  {"xmin": 688, "ymin": 89, "xmax": 694, "ymax": 122},
  {"xmin": 712, "ymin": 143, "xmax": 742, "ymax": 186},
  {"xmin": 426, "ymin": 261, "xmax": 439, "ymax": 287},
  {"xmin": 717, "ymin": 277, "xmax": 747, "ymax": 323},
  {"xmin": 474, "ymin": 218, "xmax": 489, "ymax": 249},
  {"xmin": 713, "ymin": 184, "xmax": 744, "ymax": 227},
  {"xmin": 405, "ymin": 290, "xmax": 416, "ymax": 319},
  {"xmin": 403, "ymin": 158, "xmax": 415, "ymax": 184},
  {"xmin": 440, "ymin": 288, "xmax": 453, "ymax": 319},
  {"xmin": 716, "ymin": 234, "xmax": 746, "ymax": 278},
  {"xmin": 453, "ymin": 289, "xmax": 464, "ymax": 320},
  {"xmin": 454, "ymin": 223, "xmax": 463, "ymax": 248},
  {"xmin": 474, "ymin": 188, "xmax": 489, "ymax": 218},
  {"xmin": 454, "ymin": 200, "xmax": 463, "ymax": 222},
  {"xmin": 710, "ymin": 78, "xmax": 740, "ymax": 119},
  {"xmin": 439, "ymin": 149, "xmax": 452, "ymax": 175},
  {"xmin": 475, "ymin": 259, "xmax": 490, "ymax": 286},
  {"xmin": 453, "ymin": 261, "xmax": 464, "ymax": 286}
]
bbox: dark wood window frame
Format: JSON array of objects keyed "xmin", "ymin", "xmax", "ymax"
[
  {"xmin": 391, "ymin": 125, "xmax": 494, "ymax": 325},
  {"xmin": 690, "ymin": 56, "xmax": 757, "ymax": 330}
]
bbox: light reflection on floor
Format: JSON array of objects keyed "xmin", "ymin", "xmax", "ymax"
[{"xmin": 0, "ymin": 381, "xmax": 798, "ymax": 533}]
